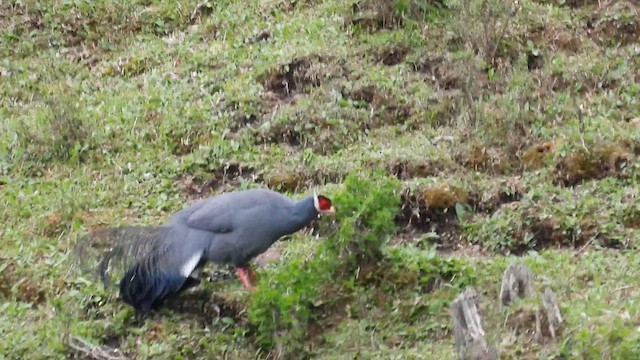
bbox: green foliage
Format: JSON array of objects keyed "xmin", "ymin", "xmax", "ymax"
[
  {"xmin": 248, "ymin": 257, "xmax": 331, "ymax": 353},
  {"xmin": 385, "ymin": 245, "xmax": 477, "ymax": 291},
  {"xmin": 5, "ymin": 89, "xmax": 96, "ymax": 173},
  {"xmin": 248, "ymin": 172, "xmax": 477, "ymax": 355},
  {"xmin": 463, "ymin": 177, "xmax": 637, "ymax": 253},
  {"xmin": 0, "ymin": 0, "xmax": 200, "ymax": 58},
  {"xmin": 322, "ymin": 172, "xmax": 402, "ymax": 272}
]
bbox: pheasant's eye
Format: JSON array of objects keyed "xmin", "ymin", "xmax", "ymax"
[{"xmin": 317, "ymin": 195, "xmax": 332, "ymax": 211}]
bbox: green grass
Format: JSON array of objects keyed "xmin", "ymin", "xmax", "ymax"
[{"xmin": 1, "ymin": 0, "xmax": 640, "ymax": 358}]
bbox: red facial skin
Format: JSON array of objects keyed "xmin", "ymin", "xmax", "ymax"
[{"xmin": 318, "ymin": 196, "xmax": 332, "ymax": 211}]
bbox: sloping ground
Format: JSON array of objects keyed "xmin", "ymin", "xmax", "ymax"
[{"xmin": 1, "ymin": 0, "xmax": 639, "ymax": 358}]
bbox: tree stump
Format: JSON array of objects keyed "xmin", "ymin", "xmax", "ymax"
[
  {"xmin": 451, "ymin": 265, "xmax": 564, "ymax": 356},
  {"xmin": 536, "ymin": 287, "xmax": 564, "ymax": 341},
  {"xmin": 499, "ymin": 263, "xmax": 534, "ymax": 310},
  {"xmin": 450, "ymin": 288, "xmax": 498, "ymax": 360}
]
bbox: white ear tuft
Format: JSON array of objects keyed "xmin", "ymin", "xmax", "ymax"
[{"xmin": 313, "ymin": 188, "xmax": 320, "ymax": 211}]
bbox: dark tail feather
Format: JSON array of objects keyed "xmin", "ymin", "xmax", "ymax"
[
  {"xmin": 119, "ymin": 254, "xmax": 188, "ymax": 314},
  {"xmin": 73, "ymin": 226, "xmax": 170, "ymax": 288},
  {"xmin": 74, "ymin": 225, "xmax": 195, "ymax": 313}
]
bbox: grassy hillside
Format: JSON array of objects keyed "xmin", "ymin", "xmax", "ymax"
[{"xmin": 1, "ymin": 0, "xmax": 639, "ymax": 358}]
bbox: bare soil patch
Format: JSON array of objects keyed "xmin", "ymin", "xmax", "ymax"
[
  {"xmin": 409, "ymin": 52, "xmax": 464, "ymax": 91},
  {"xmin": 524, "ymin": 23, "xmax": 583, "ymax": 54},
  {"xmin": 374, "ymin": 44, "xmax": 411, "ymax": 66},
  {"xmin": 456, "ymin": 142, "xmax": 514, "ymax": 175},
  {"xmin": 471, "ymin": 178, "xmax": 524, "ymax": 214},
  {"xmin": 395, "ymin": 177, "xmax": 525, "ymax": 249},
  {"xmin": 341, "ymin": 84, "xmax": 413, "ymax": 127},
  {"xmin": 512, "ymin": 215, "xmax": 617, "ymax": 254},
  {"xmin": 387, "ymin": 160, "xmax": 449, "ymax": 180},
  {"xmin": 260, "ymin": 55, "xmax": 346, "ymax": 101},
  {"xmin": 256, "ymin": 120, "xmax": 304, "ymax": 148},
  {"xmin": 0, "ymin": 259, "xmax": 46, "ymax": 305},
  {"xmin": 586, "ymin": 1, "xmax": 640, "ymax": 47},
  {"xmin": 395, "ymin": 185, "xmax": 468, "ymax": 250},
  {"xmin": 179, "ymin": 162, "xmax": 260, "ymax": 200}
]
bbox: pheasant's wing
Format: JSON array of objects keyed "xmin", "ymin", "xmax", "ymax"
[
  {"xmin": 183, "ymin": 189, "xmax": 282, "ymax": 234},
  {"xmin": 184, "ymin": 199, "xmax": 236, "ymax": 233}
]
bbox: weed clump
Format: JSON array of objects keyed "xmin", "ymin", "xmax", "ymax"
[
  {"xmin": 522, "ymin": 141, "xmax": 556, "ymax": 170},
  {"xmin": 384, "ymin": 246, "xmax": 476, "ymax": 292},
  {"xmin": 347, "ymin": 0, "xmax": 445, "ymax": 32},
  {"xmin": 7, "ymin": 90, "xmax": 95, "ymax": 174},
  {"xmin": 553, "ymin": 143, "xmax": 633, "ymax": 186},
  {"xmin": 256, "ymin": 93, "xmax": 409, "ymax": 155},
  {"xmin": 388, "ymin": 160, "xmax": 441, "ymax": 180},
  {"xmin": 589, "ymin": 1, "xmax": 640, "ymax": 47},
  {"xmin": 340, "ymin": 84, "xmax": 413, "ymax": 126},
  {"xmin": 263, "ymin": 169, "xmax": 305, "ymax": 192},
  {"xmin": 374, "ymin": 44, "xmax": 410, "ymax": 66},
  {"xmin": 179, "ymin": 161, "xmax": 258, "ymax": 199},
  {"xmin": 621, "ymin": 203, "xmax": 640, "ymax": 229},
  {"xmin": 449, "ymin": 0, "xmax": 517, "ymax": 67},
  {"xmin": 464, "ymin": 182, "xmax": 633, "ymax": 254},
  {"xmin": 0, "ymin": 260, "xmax": 46, "ymax": 305},
  {"xmin": 458, "ymin": 142, "xmax": 513, "ymax": 173},
  {"xmin": 0, "ymin": 259, "xmax": 17, "ymax": 298},
  {"xmin": 347, "ymin": 0, "xmax": 404, "ymax": 32},
  {"xmin": 422, "ymin": 184, "xmax": 469, "ymax": 209},
  {"xmin": 262, "ymin": 165, "xmax": 344, "ymax": 193},
  {"xmin": 324, "ymin": 172, "xmax": 403, "ymax": 271}
]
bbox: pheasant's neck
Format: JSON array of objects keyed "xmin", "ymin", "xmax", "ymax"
[{"xmin": 286, "ymin": 196, "xmax": 319, "ymax": 233}]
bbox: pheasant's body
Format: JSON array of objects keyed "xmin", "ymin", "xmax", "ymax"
[{"xmin": 90, "ymin": 188, "xmax": 335, "ymax": 314}]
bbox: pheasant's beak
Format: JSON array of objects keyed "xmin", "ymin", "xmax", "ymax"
[{"xmin": 324, "ymin": 206, "xmax": 336, "ymax": 215}]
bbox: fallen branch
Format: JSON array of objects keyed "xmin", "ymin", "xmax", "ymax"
[{"xmin": 67, "ymin": 335, "xmax": 129, "ymax": 360}]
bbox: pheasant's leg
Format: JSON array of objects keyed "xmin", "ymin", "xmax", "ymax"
[
  {"xmin": 235, "ymin": 267, "xmax": 257, "ymax": 291},
  {"xmin": 246, "ymin": 265, "xmax": 257, "ymax": 283}
]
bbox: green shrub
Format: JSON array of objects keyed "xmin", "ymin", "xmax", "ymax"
[
  {"xmin": 321, "ymin": 171, "xmax": 403, "ymax": 273},
  {"xmin": 248, "ymin": 171, "xmax": 402, "ymax": 354},
  {"xmin": 248, "ymin": 257, "xmax": 331, "ymax": 354}
]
